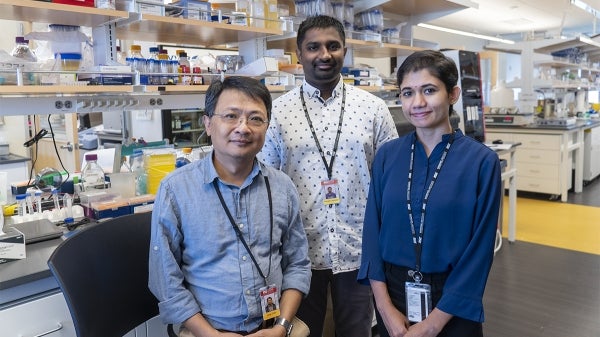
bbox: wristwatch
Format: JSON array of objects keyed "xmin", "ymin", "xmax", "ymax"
[{"xmin": 274, "ymin": 317, "xmax": 294, "ymax": 336}]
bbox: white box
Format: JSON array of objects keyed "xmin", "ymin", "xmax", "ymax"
[
  {"xmin": 0, "ymin": 227, "xmax": 26, "ymax": 264},
  {"xmin": 136, "ymin": 0, "xmax": 165, "ymax": 16},
  {"xmin": 235, "ymin": 57, "xmax": 279, "ymax": 77}
]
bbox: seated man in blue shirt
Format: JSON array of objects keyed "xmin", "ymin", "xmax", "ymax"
[{"xmin": 149, "ymin": 76, "xmax": 311, "ymax": 337}]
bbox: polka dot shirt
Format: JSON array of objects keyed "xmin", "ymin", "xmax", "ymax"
[{"xmin": 259, "ymin": 79, "xmax": 399, "ymax": 273}]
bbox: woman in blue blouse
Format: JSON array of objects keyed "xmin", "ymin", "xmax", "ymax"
[{"xmin": 358, "ymin": 50, "xmax": 502, "ymax": 337}]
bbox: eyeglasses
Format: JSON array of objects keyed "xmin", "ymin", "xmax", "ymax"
[{"xmin": 212, "ymin": 112, "xmax": 269, "ymax": 128}]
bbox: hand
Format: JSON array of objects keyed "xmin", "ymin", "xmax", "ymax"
[
  {"xmin": 404, "ymin": 308, "xmax": 451, "ymax": 337},
  {"xmin": 246, "ymin": 324, "xmax": 287, "ymax": 337},
  {"xmin": 404, "ymin": 321, "xmax": 437, "ymax": 337},
  {"xmin": 378, "ymin": 305, "xmax": 410, "ymax": 337}
]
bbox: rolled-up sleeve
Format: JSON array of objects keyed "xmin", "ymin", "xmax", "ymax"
[{"xmin": 148, "ymin": 181, "xmax": 202, "ymax": 324}]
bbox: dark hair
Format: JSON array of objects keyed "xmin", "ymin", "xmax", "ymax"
[
  {"xmin": 204, "ymin": 76, "xmax": 272, "ymax": 119},
  {"xmin": 396, "ymin": 50, "xmax": 459, "ymax": 115},
  {"xmin": 297, "ymin": 15, "xmax": 346, "ymax": 49}
]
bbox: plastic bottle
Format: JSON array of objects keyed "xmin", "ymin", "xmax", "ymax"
[
  {"xmin": 147, "ymin": 47, "xmax": 160, "ymax": 84},
  {"xmin": 35, "ymin": 190, "xmax": 43, "ymax": 215},
  {"xmin": 116, "ymin": 45, "xmax": 127, "ymax": 65},
  {"xmin": 11, "ymin": 36, "xmax": 37, "ymax": 85},
  {"xmin": 129, "ymin": 44, "xmax": 148, "ymax": 84},
  {"xmin": 11, "ymin": 36, "xmax": 37, "ymax": 62},
  {"xmin": 158, "ymin": 52, "xmax": 171, "ymax": 85},
  {"xmin": 170, "ymin": 59, "xmax": 180, "ymax": 84},
  {"xmin": 16, "ymin": 194, "xmax": 27, "ymax": 217},
  {"xmin": 52, "ymin": 188, "xmax": 61, "ymax": 210},
  {"xmin": 178, "ymin": 52, "xmax": 191, "ymax": 85},
  {"xmin": 176, "ymin": 147, "xmax": 193, "ymax": 168},
  {"xmin": 81, "ymin": 153, "xmax": 106, "ymax": 191},
  {"xmin": 63, "ymin": 193, "xmax": 73, "ymax": 220},
  {"xmin": 130, "ymin": 149, "xmax": 147, "ymax": 195}
]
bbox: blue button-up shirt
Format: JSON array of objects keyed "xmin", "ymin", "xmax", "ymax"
[{"xmin": 149, "ymin": 154, "xmax": 311, "ymax": 332}]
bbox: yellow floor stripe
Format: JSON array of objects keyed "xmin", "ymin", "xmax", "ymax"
[{"xmin": 501, "ymin": 197, "xmax": 600, "ymax": 255}]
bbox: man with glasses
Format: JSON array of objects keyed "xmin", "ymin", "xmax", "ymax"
[{"xmin": 149, "ymin": 76, "xmax": 311, "ymax": 337}]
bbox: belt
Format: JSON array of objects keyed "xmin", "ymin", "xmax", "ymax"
[{"xmin": 218, "ymin": 326, "xmax": 262, "ymax": 335}]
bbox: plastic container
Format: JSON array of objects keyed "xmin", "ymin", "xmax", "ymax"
[
  {"xmin": 81, "ymin": 153, "xmax": 106, "ymax": 191},
  {"xmin": 130, "ymin": 149, "xmax": 148, "ymax": 195},
  {"xmin": 56, "ymin": 53, "xmax": 82, "ymax": 71}
]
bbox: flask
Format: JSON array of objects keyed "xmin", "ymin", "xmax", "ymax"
[
  {"xmin": 81, "ymin": 153, "xmax": 106, "ymax": 191},
  {"xmin": 130, "ymin": 149, "xmax": 147, "ymax": 195}
]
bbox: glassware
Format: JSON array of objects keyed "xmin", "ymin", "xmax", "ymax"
[{"xmin": 81, "ymin": 153, "xmax": 106, "ymax": 191}]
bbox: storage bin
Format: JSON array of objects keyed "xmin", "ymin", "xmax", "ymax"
[{"xmin": 52, "ymin": 0, "xmax": 94, "ymax": 7}]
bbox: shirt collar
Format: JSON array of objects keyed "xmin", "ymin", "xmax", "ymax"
[
  {"xmin": 302, "ymin": 76, "xmax": 344, "ymax": 103},
  {"xmin": 202, "ymin": 151, "xmax": 266, "ymax": 188}
]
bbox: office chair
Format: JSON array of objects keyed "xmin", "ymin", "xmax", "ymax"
[{"xmin": 47, "ymin": 212, "xmax": 160, "ymax": 337}]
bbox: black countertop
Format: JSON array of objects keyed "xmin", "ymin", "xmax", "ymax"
[{"xmin": 0, "ymin": 236, "xmax": 64, "ymax": 307}]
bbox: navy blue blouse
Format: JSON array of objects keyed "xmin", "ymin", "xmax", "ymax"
[{"xmin": 358, "ymin": 129, "xmax": 502, "ymax": 322}]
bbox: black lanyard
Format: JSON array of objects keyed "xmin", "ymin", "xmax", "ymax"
[
  {"xmin": 406, "ymin": 132, "xmax": 454, "ymax": 282},
  {"xmin": 299, "ymin": 84, "xmax": 346, "ymax": 180},
  {"xmin": 212, "ymin": 176, "xmax": 273, "ymax": 286}
]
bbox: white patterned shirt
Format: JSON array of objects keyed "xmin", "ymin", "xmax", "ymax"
[{"xmin": 259, "ymin": 78, "xmax": 398, "ymax": 273}]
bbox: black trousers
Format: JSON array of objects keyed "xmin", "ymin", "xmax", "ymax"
[
  {"xmin": 376, "ymin": 263, "xmax": 483, "ymax": 337},
  {"xmin": 296, "ymin": 269, "xmax": 374, "ymax": 337}
]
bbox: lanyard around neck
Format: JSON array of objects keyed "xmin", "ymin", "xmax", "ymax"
[
  {"xmin": 406, "ymin": 132, "xmax": 454, "ymax": 282},
  {"xmin": 212, "ymin": 176, "xmax": 273, "ymax": 286},
  {"xmin": 299, "ymin": 84, "xmax": 346, "ymax": 180}
]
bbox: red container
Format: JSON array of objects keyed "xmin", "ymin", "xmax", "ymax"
[{"xmin": 52, "ymin": 0, "xmax": 95, "ymax": 7}]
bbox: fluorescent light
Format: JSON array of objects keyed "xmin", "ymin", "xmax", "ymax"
[
  {"xmin": 417, "ymin": 23, "xmax": 515, "ymax": 44},
  {"xmin": 571, "ymin": 0, "xmax": 600, "ymax": 18}
]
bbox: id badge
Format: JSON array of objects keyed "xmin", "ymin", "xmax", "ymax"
[
  {"xmin": 321, "ymin": 179, "xmax": 340, "ymax": 205},
  {"xmin": 259, "ymin": 284, "xmax": 281, "ymax": 320},
  {"xmin": 405, "ymin": 282, "xmax": 432, "ymax": 323}
]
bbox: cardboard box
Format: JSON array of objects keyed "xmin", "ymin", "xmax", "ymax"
[
  {"xmin": 128, "ymin": 194, "xmax": 155, "ymax": 214},
  {"xmin": 90, "ymin": 199, "xmax": 131, "ymax": 220},
  {"xmin": 0, "ymin": 227, "xmax": 26, "ymax": 264}
]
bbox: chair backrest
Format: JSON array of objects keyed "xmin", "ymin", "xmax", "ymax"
[{"xmin": 48, "ymin": 212, "xmax": 158, "ymax": 337}]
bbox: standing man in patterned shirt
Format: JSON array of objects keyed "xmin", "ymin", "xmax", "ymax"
[{"xmin": 260, "ymin": 15, "xmax": 398, "ymax": 337}]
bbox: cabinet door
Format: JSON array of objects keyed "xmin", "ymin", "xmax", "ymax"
[
  {"xmin": 34, "ymin": 113, "xmax": 81, "ymax": 174},
  {"xmin": 0, "ymin": 292, "xmax": 76, "ymax": 337}
]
